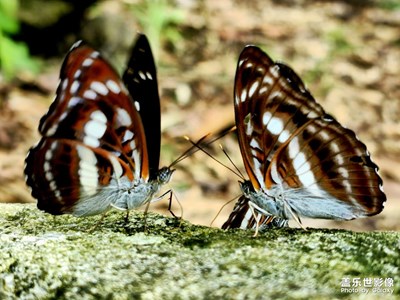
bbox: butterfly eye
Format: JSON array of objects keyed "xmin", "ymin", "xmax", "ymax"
[
  {"xmin": 157, "ymin": 167, "xmax": 175, "ymax": 184},
  {"xmin": 239, "ymin": 181, "xmax": 254, "ymax": 195}
]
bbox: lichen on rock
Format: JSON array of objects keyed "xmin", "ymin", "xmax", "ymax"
[{"xmin": 0, "ymin": 204, "xmax": 399, "ymax": 299}]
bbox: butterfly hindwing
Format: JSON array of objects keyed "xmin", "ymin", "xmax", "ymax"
[
  {"xmin": 222, "ymin": 196, "xmax": 288, "ymax": 230},
  {"xmin": 25, "ymin": 138, "xmax": 134, "ymax": 215},
  {"xmin": 268, "ymin": 115, "xmax": 385, "ymax": 218}
]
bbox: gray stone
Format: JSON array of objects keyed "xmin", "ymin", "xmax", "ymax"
[{"xmin": 0, "ymin": 204, "xmax": 399, "ymax": 299}]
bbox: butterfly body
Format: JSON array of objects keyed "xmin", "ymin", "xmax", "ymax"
[
  {"xmin": 63, "ymin": 176, "xmax": 158, "ymax": 217},
  {"xmin": 25, "ymin": 34, "xmax": 173, "ymax": 217},
  {"xmin": 224, "ymin": 45, "xmax": 386, "ymax": 229},
  {"xmin": 240, "ymin": 178, "xmax": 369, "ymax": 221},
  {"xmin": 222, "ymin": 193, "xmax": 288, "ymax": 230}
]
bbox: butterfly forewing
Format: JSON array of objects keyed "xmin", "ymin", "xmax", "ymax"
[
  {"xmin": 123, "ymin": 34, "xmax": 161, "ymax": 180},
  {"xmin": 234, "ymin": 46, "xmax": 326, "ymax": 191},
  {"xmin": 229, "ymin": 45, "xmax": 386, "ymax": 227},
  {"xmin": 25, "ymin": 39, "xmax": 153, "ymax": 216},
  {"xmin": 39, "ymin": 41, "xmax": 149, "ymax": 179}
]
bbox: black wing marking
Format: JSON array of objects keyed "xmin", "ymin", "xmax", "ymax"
[{"xmin": 123, "ymin": 33, "xmax": 161, "ymax": 180}]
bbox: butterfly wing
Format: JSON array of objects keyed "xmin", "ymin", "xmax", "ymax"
[
  {"xmin": 123, "ymin": 33, "xmax": 161, "ymax": 180},
  {"xmin": 234, "ymin": 46, "xmax": 325, "ymax": 191},
  {"xmin": 267, "ymin": 115, "xmax": 386, "ymax": 218},
  {"xmin": 234, "ymin": 45, "xmax": 386, "ymax": 220},
  {"xmin": 25, "ymin": 41, "xmax": 149, "ymax": 215}
]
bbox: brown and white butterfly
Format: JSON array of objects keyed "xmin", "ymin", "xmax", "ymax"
[
  {"xmin": 24, "ymin": 34, "xmax": 175, "ymax": 217},
  {"xmin": 223, "ymin": 45, "xmax": 386, "ymax": 231}
]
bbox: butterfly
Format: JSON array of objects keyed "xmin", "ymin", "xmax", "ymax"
[
  {"xmin": 24, "ymin": 34, "xmax": 176, "ymax": 217},
  {"xmin": 222, "ymin": 45, "xmax": 386, "ymax": 231}
]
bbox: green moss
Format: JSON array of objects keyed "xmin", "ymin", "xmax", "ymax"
[{"xmin": 0, "ymin": 204, "xmax": 399, "ymax": 299}]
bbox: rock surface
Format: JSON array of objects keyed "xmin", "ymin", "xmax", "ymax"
[{"xmin": 0, "ymin": 204, "xmax": 399, "ymax": 299}]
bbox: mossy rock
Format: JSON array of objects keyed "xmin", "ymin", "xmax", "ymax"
[{"xmin": 0, "ymin": 203, "xmax": 398, "ymax": 299}]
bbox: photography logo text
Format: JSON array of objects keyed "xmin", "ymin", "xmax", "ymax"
[{"xmin": 340, "ymin": 277, "xmax": 394, "ymax": 295}]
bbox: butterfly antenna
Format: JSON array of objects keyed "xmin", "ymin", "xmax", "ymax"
[
  {"xmin": 219, "ymin": 144, "xmax": 245, "ymax": 179},
  {"xmin": 210, "ymin": 194, "xmax": 241, "ymax": 227},
  {"xmin": 87, "ymin": 211, "xmax": 108, "ymax": 233},
  {"xmin": 169, "ymin": 124, "xmax": 236, "ymax": 168},
  {"xmin": 184, "ymin": 135, "xmax": 244, "ymax": 180},
  {"xmin": 168, "ymin": 134, "xmax": 210, "ymax": 168}
]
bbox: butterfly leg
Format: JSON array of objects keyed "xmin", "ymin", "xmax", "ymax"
[
  {"xmin": 87, "ymin": 211, "xmax": 109, "ymax": 233},
  {"xmin": 213, "ymin": 195, "xmax": 240, "ymax": 228},
  {"xmin": 109, "ymin": 203, "xmax": 133, "ymax": 227},
  {"xmin": 281, "ymin": 200, "xmax": 306, "ymax": 230},
  {"xmin": 151, "ymin": 189, "xmax": 183, "ymax": 219},
  {"xmin": 247, "ymin": 201, "xmax": 277, "ymax": 237},
  {"xmin": 168, "ymin": 190, "xmax": 184, "ymax": 219},
  {"xmin": 142, "ymin": 200, "xmax": 152, "ymax": 232},
  {"xmin": 124, "ymin": 210, "xmax": 130, "ymax": 223},
  {"xmin": 167, "ymin": 190, "xmax": 177, "ymax": 218},
  {"xmin": 247, "ymin": 202, "xmax": 260, "ymax": 237}
]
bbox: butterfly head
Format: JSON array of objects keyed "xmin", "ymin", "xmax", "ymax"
[
  {"xmin": 239, "ymin": 180, "xmax": 255, "ymax": 198},
  {"xmin": 157, "ymin": 167, "xmax": 175, "ymax": 185}
]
